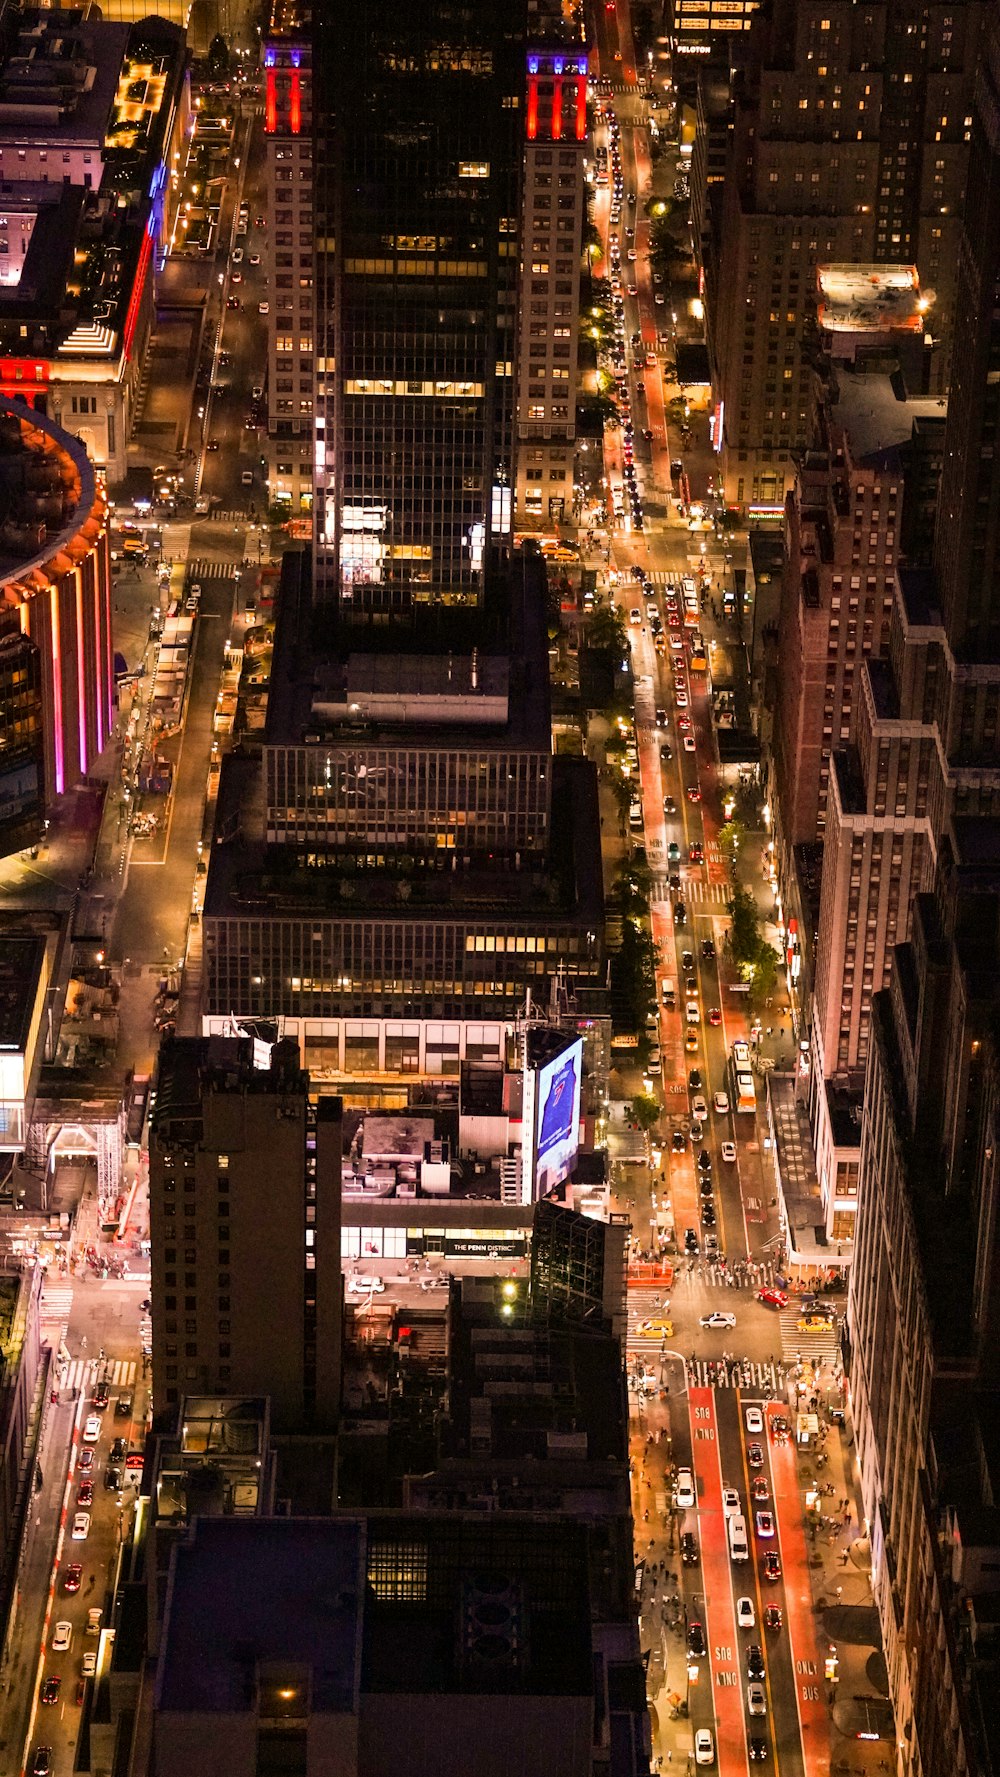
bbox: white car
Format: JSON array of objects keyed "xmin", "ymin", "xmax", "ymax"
[
  {"xmin": 82, "ymin": 1651, "xmax": 97, "ymax": 1678},
  {"xmin": 714, "ymin": 1091, "xmax": 730, "ymax": 1114},
  {"xmin": 258, "ymin": 300, "xmax": 270, "ymax": 314},
  {"xmin": 675, "ymin": 688, "xmax": 688, "ymax": 706},
  {"xmin": 52, "ymin": 1620, "xmax": 72, "ymax": 1652},
  {"xmin": 685, "ymin": 1001, "xmax": 699, "ymax": 1024},
  {"xmin": 722, "ymin": 1141, "xmax": 737, "ymax": 1163},
  {"xmin": 745, "ymin": 1405, "xmax": 765, "ymax": 1434},
  {"xmin": 700, "ymin": 1311, "xmax": 737, "ymax": 1331},
  {"xmin": 232, "ymin": 248, "xmax": 244, "ymax": 264},
  {"xmin": 346, "ymin": 1274, "xmax": 385, "ymax": 1294},
  {"xmin": 736, "ymin": 1596, "xmax": 756, "ymax": 1630},
  {"xmin": 694, "ymin": 1727, "xmax": 715, "ymax": 1766},
  {"xmin": 629, "ymin": 607, "xmax": 642, "ymax": 625},
  {"xmin": 86, "ymin": 1608, "xmax": 102, "ymax": 1636},
  {"xmin": 692, "ymin": 1095, "xmax": 708, "ymax": 1121},
  {"xmin": 71, "ymin": 1512, "xmax": 91, "ymax": 1541},
  {"xmin": 669, "ymin": 634, "xmax": 683, "ymax": 650},
  {"xmin": 721, "ymin": 1487, "xmax": 741, "ymax": 1518},
  {"xmin": 683, "ymin": 734, "xmax": 696, "ymax": 751},
  {"xmin": 83, "ymin": 1415, "xmax": 101, "ymax": 1443},
  {"xmin": 675, "ymin": 1467, "xmax": 696, "ymax": 1510},
  {"xmin": 748, "ymin": 1680, "xmax": 767, "ymax": 1716}
]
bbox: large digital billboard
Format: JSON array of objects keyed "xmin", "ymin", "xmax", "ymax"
[{"xmin": 532, "ymin": 1036, "xmax": 583, "ymax": 1197}]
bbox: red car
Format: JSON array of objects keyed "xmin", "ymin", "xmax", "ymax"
[
  {"xmin": 708, "ymin": 1007, "xmax": 722, "ymax": 1026},
  {"xmin": 687, "ymin": 786, "xmax": 702, "ymax": 803},
  {"xmin": 764, "ymin": 1605, "xmax": 782, "ymax": 1631},
  {"xmin": 63, "ymin": 1563, "xmax": 82, "ymax": 1594},
  {"xmin": 77, "ymin": 1482, "xmax": 93, "ymax": 1507},
  {"xmin": 40, "ymin": 1677, "xmax": 61, "ymax": 1705},
  {"xmin": 688, "ymin": 842, "xmax": 703, "ymax": 864},
  {"xmin": 763, "ymin": 1550, "xmax": 782, "ymax": 1581},
  {"xmin": 757, "ymin": 1288, "xmax": 788, "ymax": 1310},
  {"xmin": 77, "ymin": 1449, "xmax": 94, "ymax": 1472}
]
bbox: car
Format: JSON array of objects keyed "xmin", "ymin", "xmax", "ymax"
[
  {"xmin": 52, "ymin": 1620, "xmax": 72, "ymax": 1653},
  {"xmin": 694, "ymin": 1727, "xmax": 715, "ymax": 1767},
  {"xmin": 259, "ymin": 300, "xmax": 270, "ymax": 314},
  {"xmin": 115, "ymin": 1392, "xmax": 133, "ymax": 1419},
  {"xmin": 232, "ymin": 247, "xmax": 244, "ymax": 264},
  {"xmin": 770, "ymin": 1414, "xmax": 791, "ymax": 1444},
  {"xmin": 231, "ymin": 270, "xmax": 243, "ymax": 284},
  {"xmin": 748, "ymin": 1442, "xmax": 764, "ymax": 1469},
  {"xmin": 635, "ymin": 1319, "xmax": 673, "ymax": 1339},
  {"xmin": 748, "ymin": 1737, "xmax": 769, "ymax": 1762},
  {"xmin": 700, "ymin": 1311, "xmax": 736, "ymax": 1331},
  {"xmin": 699, "ymin": 1176, "xmax": 714, "ymax": 1200},
  {"xmin": 798, "ymin": 1311, "xmax": 835, "ymax": 1330},
  {"xmin": 78, "ymin": 1448, "xmax": 94, "ymax": 1472},
  {"xmin": 687, "ymin": 1620, "xmax": 706, "ymax": 1659},
  {"xmin": 763, "ymin": 1605, "xmax": 783, "ymax": 1632},
  {"xmin": 678, "ymin": 714, "xmax": 692, "ymax": 732},
  {"xmin": 63, "ymin": 1562, "xmax": 82, "ymax": 1593},
  {"xmin": 689, "ymin": 842, "xmax": 703, "ymax": 864},
  {"xmin": 704, "ymin": 1232, "xmax": 720, "ymax": 1259},
  {"xmin": 72, "ymin": 1512, "xmax": 91, "ymax": 1540},
  {"xmin": 93, "ymin": 1382, "xmax": 109, "ymax": 1410},
  {"xmin": 745, "ymin": 1406, "xmax": 765, "ymax": 1434},
  {"xmin": 748, "ymin": 1680, "xmax": 767, "ymax": 1716},
  {"xmin": 752, "ymin": 1476, "xmax": 770, "ymax": 1503},
  {"xmin": 682, "ymin": 951, "xmax": 696, "ymax": 973},
  {"xmin": 249, "ymin": 252, "xmax": 261, "ymax": 266},
  {"xmin": 713, "ymin": 1089, "xmax": 730, "ymax": 1114},
  {"xmin": 675, "ymin": 1467, "xmax": 696, "ymax": 1509},
  {"xmin": 81, "ymin": 1651, "xmax": 97, "ymax": 1678},
  {"xmin": 693, "ymin": 1101, "xmax": 708, "ymax": 1125},
  {"xmin": 655, "ymin": 707, "xmax": 668, "ymax": 728},
  {"xmin": 700, "ymin": 1202, "xmax": 716, "ymax": 1229},
  {"xmin": 685, "ymin": 1032, "xmax": 699, "ymax": 1052},
  {"xmin": 87, "ymin": 1608, "xmax": 102, "ymax": 1636},
  {"xmin": 77, "ymin": 1482, "xmax": 93, "ymax": 1507},
  {"xmin": 111, "ymin": 1437, "xmax": 128, "ymax": 1463},
  {"xmin": 763, "ymin": 1550, "xmax": 782, "ymax": 1581},
  {"xmin": 669, "ymin": 633, "xmax": 684, "ymax": 651},
  {"xmin": 31, "ymin": 1750, "xmax": 51, "ymax": 1776},
  {"xmin": 226, "ymin": 294, "xmax": 240, "ymax": 309},
  {"xmin": 667, "ymin": 840, "xmax": 681, "ymax": 863},
  {"xmin": 757, "ymin": 1288, "xmax": 788, "ymax": 1310},
  {"xmin": 721, "ymin": 1487, "xmax": 741, "ymax": 1517},
  {"xmin": 675, "ymin": 688, "xmax": 688, "ymax": 706},
  {"xmin": 690, "ymin": 1119, "xmax": 704, "ymax": 1145},
  {"xmin": 688, "ymin": 1067, "xmax": 702, "ymax": 1090},
  {"xmin": 736, "ymin": 1596, "xmax": 756, "ymax": 1630},
  {"xmin": 674, "ymin": 901, "xmax": 687, "ymax": 926},
  {"xmin": 721, "ymin": 1141, "xmax": 737, "ymax": 1163},
  {"xmin": 685, "ymin": 1001, "xmax": 699, "ymax": 1024},
  {"xmin": 683, "ymin": 734, "xmax": 697, "ymax": 752},
  {"xmin": 755, "ymin": 1510, "xmax": 775, "ymax": 1538},
  {"xmin": 687, "ymin": 785, "xmax": 702, "ymax": 802},
  {"xmin": 708, "ymin": 1006, "xmax": 722, "ymax": 1025},
  {"xmin": 672, "ymin": 1130, "xmax": 687, "ymax": 1152},
  {"xmin": 681, "ymin": 1530, "xmax": 699, "ymax": 1566},
  {"xmin": 346, "ymin": 1273, "xmax": 385, "ymax": 1293},
  {"xmin": 105, "ymin": 1467, "xmax": 122, "ymax": 1491},
  {"xmin": 40, "ymin": 1676, "xmax": 61, "ymax": 1705},
  {"xmin": 747, "ymin": 1643, "xmax": 766, "ymax": 1680},
  {"xmin": 629, "ymin": 606, "xmax": 642, "ymax": 625},
  {"xmin": 83, "ymin": 1415, "xmax": 100, "ymax": 1443}
]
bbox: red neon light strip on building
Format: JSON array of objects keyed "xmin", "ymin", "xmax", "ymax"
[
  {"xmin": 265, "ymin": 68, "xmax": 277, "ymax": 133},
  {"xmin": 551, "ymin": 79, "xmax": 563, "ymax": 141},
  {"xmin": 50, "ymin": 585, "xmax": 64, "ymax": 795},
  {"xmin": 122, "ymin": 230, "xmax": 152, "ymax": 362},
  {"xmin": 290, "ymin": 69, "xmax": 301, "ymax": 134},
  {"xmin": 575, "ymin": 76, "xmax": 587, "ymax": 140},
  {"xmin": 75, "ymin": 577, "xmax": 87, "ymax": 776},
  {"xmin": 97, "ymin": 574, "xmax": 110, "ymax": 753},
  {"xmin": 526, "ymin": 76, "xmax": 538, "ymax": 140}
]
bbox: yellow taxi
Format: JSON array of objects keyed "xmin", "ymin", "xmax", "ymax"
[
  {"xmin": 797, "ymin": 1312, "xmax": 835, "ymax": 1332},
  {"xmin": 635, "ymin": 1319, "xmax": 674, "ymax": 1340}
]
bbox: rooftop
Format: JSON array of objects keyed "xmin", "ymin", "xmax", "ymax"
[
  {"xmin": 831, "ymin": 368, "xmax": 942, "ymax": 468},
  {"xmin": 0, "ymin": 931, "xmax": 46, "ymax": 1050},
  {"xmin": 152, "ymin": 1036, "xmax": 308, "ymax": 1144},
  {"xmin": 0, "ymin": 10, "xmax": 128, "ymax": 144},
  {"xmin": 0, "ymin": 398, "xmax": 103, "ymax": 586},
  {"xmin": 156, "ymin": 1516, "xmax": 364, "ymax": 1716},
  {"xmin": 817, "ymin": 263, "xmax": 925, "ymax": 335}
]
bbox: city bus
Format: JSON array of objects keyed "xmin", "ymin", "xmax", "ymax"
[{"xmin": 730, "ymin": 1040, "xmax": 756, "ymax": 1114}]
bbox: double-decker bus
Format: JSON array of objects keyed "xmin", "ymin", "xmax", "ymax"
[{"xmin": 730, "ymin": 1040, "xmax": 756, "ymax": 1114}]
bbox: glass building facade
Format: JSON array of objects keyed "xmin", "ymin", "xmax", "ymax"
[{"xmin": 313, "ymin": 1, "xmax": 525, "ymax": 609}]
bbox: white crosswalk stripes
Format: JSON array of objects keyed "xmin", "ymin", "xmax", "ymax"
[
  {"xmin": 62, "ymin": 1358, "xmax": 136, "ymax": 1395},
  {"xmin": 186, "ymin": 558, "xmax": 243, "ymax": 580},
  {"xmin": 682, "ymin": 1357, "xmax": 783, "ymax": 1392},
  {"xmin": 39, "ymin": 1284, "xmax": 74, "ymax": 1322}
]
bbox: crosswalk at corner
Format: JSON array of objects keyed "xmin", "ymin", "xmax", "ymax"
[
  {"xmin": 61, "ymin": 1358, "xmax": 137, "ymax": 1395},
  {"xmin": 185, "ymin": 557, "xmax": 244, "ymax": 580}
]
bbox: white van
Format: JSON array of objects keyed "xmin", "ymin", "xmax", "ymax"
[
  {"xmin": 728, "ymin": 1514, "xmax": 749, "ymax": 1563},
  {"xmin": 647, "ymin": 1044, "xmax": 661, "ymax": 1075}
]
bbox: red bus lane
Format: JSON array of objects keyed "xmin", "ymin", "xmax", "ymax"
[
  {"xmin": 688, "ymin": 1387, "xmax": 747, "ymax": 1771},
  {"xmin": 769, "ymin": 1414, "xmax": 831, "ymax": 1775}
]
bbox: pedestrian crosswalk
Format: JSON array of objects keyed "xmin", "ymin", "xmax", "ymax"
[
  {"xmin": 39, "ymin": 1284, "xmax": 74, "ymax": 1323},
  {"xmin": 195, "ymin": 509, "xmax": 250, "ymax": 525},
  {"xmin": 683, "ymin": 1357, "xmax": 783, "ymax": 1392},
  {"xmin": 62, "ymin": 1357, "xmax": 137, "ymax": 1394},
  {"xmin": 646, "ymin": 571, "xmax": 679, "ymax": 589},
  {"xmin": 777, "ymin": 1309, "xmax": 841, "ymax": 1367},
  {"xmin": 649, "ymin": 879, "xmax": 730, "ymax": 908},
  {"xmin": 186, "ymin": 557, "xmax": 243, "ymax": 580}
]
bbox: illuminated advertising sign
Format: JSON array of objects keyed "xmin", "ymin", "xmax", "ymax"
[{"xmin": 532, "ymin": 1036, "xmax": 583, "ymax": 1197}]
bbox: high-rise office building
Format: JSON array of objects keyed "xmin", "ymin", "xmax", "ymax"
[
  {"xmin": 807, "ymin": 10, "xmax": 1000, "ymax": 1238},
  {"xmin": 514, "ymin": 42, "xmax": 588, "ymax": 528},
  {"xmin": 262, "ymin": 0, "xmax": 313, "ymax": 517},
  {"xmin": 148, "ymin": 1037, "xmax": 343, "ymax": 1431},
  {"xmin": 705, "ymin": 0, "xmax": 984, "ymax": 508},
  {"xmin": 849, "ymin": 831, "xmax": 1000, "ymax": 1777},
  {"xmin": 312, "ymin": 1, "xmax": 530, "ymax": 609}
]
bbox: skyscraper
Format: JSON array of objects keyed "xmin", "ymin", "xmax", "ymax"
[
  {"xmin": 704, "ymin": 0, "xmax": 985, "ymax": 508},
  {"xmin": 312, "ymin": 1, "xmax": 526, "ymax": 609},
  {"xmin": 807, "ymin": 11, "xmax": 1000, "ymax": 1238}
]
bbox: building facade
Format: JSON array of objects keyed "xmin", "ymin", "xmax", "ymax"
[
  {"xmin": 148, "ymin": 1038, "xmax": 343, "ymax": 1432},
  {"xmin": 263, "ymin": 0, "xmax": 313, "ymax": 517},
  {"xmin": 312, "ymin": 0, "xmax": 530, "ymax": 608},
  {"xmin": 513, "ymin": 44, "xmax": 588, "ymax": 528},
  {"xmin": 705, "ymin": 0, "xmax": 985, "ymax": 507}
]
